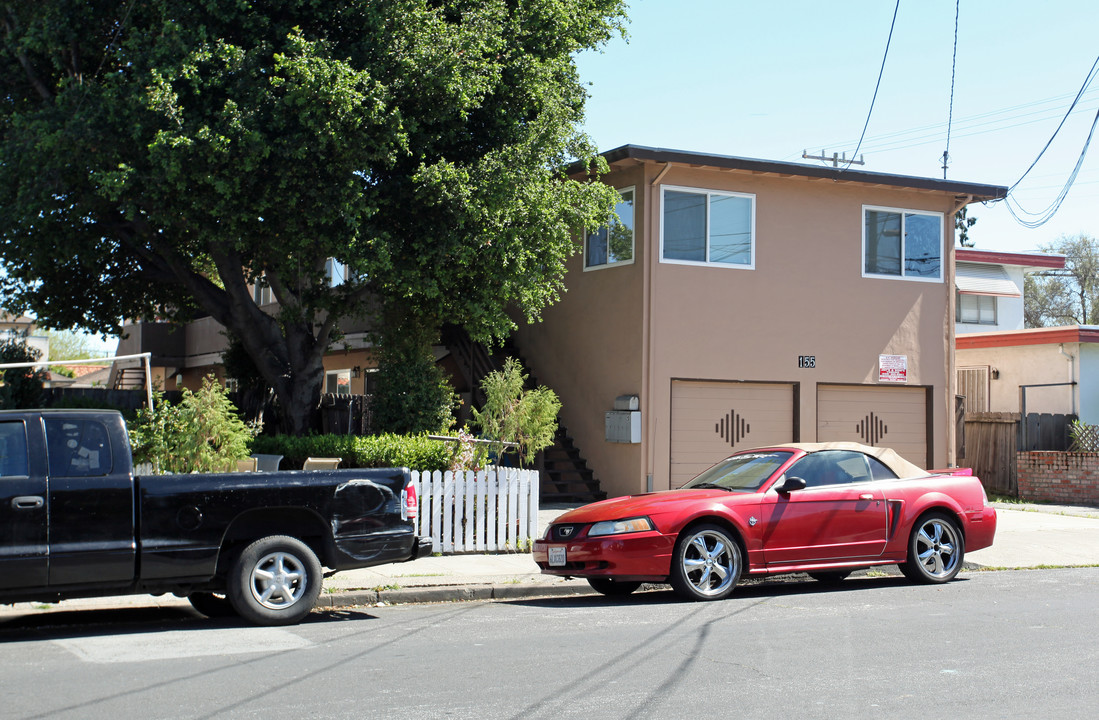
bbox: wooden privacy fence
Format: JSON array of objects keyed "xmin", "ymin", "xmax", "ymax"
[
  {"xmin": 959, "ymin": 412, "xmax": 1019, "ymax": 496},
  {"xmin": 411, "ymin": 468, "xmax": 540, "ymax": 553}
]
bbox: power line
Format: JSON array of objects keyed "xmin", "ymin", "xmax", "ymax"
[
  {"xmin": 941, "ymin": 0, "xmax": 960, "ymax": 179},
  {"xmin": 998, "ymin": 54, "xmax": 1099, "ymax": 229},
  {"xmin": 1008, "ymin": 54, "xmax": 1099, "ymax": 193},
  {"xmin": 791, "ymin": 86, "xmax": 1099, "ymax": 161},
  {"xmin": 838, "ymin": 0, "xmax": 901, "ymax": 172}
]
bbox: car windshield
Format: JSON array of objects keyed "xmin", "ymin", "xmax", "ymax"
[{"xmin": 681, "ymin": 451, "xmax": 794, "ymax": 492}]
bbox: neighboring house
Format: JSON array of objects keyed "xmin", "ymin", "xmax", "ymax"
[
  {"xmin": 954, "ymin": 248, "xmax": 1065, "ymax": 335},
  {"xmin": 953, "ymin": 248, "xmax": 1074, "ymax": 418},
  {"xmin": 512, "ymin": 145, "xmax": 1006, "ymax": 498},
  {"xmin": 112, "ymin": 263, "xmax": 381, "ymax": 395},
  {"xmin": 956, "ymin": 326, "xmax": 1097, "ymax": 423},
  {"xmin": 0, "ymin": 314, "xmax": 49, "ymax": 360}
]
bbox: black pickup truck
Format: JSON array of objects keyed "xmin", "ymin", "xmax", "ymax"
[{"xmin": 0, "ymin": 409, "xmax": 432, "ymax": 625}]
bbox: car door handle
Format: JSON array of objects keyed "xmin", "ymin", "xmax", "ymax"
[
  {"xmin": 11, "ymin": 496, "xmax": 44, "ymax": 510},
  {"xmin": 859, "ymin": 493, "xmax": 874, "ymax": 501}
]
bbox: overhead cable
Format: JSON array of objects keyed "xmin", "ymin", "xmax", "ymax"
[
  {"xmin": 999, "ymin": 54, "xmax": 1099, "ymax": 228},
  {"xmin": 839, "ymin": 0, "xmax": 901, "ymax": 171}
]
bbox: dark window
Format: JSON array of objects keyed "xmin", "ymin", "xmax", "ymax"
[
  {"xmin": 45, "ymin": 418, "xmax": 113, "ymax": 477},
  {"xmin": 0, "ymin": 421, "xmax": 29, "ymax": 477}
]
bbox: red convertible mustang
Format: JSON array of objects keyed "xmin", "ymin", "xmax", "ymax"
[{"xmin": 532, "ymin": 443, "xmax": 996, "ymax": 600}]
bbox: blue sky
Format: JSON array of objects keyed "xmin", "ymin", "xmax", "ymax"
[{"xmin": 575, "ymin": 0, "xmax": 1099, "ymax": 254}]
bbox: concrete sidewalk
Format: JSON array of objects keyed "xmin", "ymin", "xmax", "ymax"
[{"xmin": 3, "ymin": 501, "xmax": 1098, "ymax": 620}]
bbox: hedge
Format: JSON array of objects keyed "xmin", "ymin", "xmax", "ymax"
[{"xmin": 250, "ymin": 433, "xmax": 452, "ymax": 472}]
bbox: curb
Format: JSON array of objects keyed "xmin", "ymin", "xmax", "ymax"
[{"xmin": 316, "ymin": 581, "xmax": 594, "ymax": 608}]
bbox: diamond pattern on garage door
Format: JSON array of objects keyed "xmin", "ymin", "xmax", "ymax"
[
  {"xmin": 817, "ymin": 385, "xmax": 927, "ymax": 467},
  {"xmin": 671, "ymin": 381, "xmax": 795, "ymax": 487}
]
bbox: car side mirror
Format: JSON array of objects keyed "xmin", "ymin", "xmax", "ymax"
[{"xmin": 777, "ymin": 476, "xmax": 807, "ymax": 494}]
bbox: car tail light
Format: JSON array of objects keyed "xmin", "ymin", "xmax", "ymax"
[{"xmin": 402, "ymin": 483, "xmax": 418, "ymax": 522}]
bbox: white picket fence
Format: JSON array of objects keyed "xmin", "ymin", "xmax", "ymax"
[{"xmin": 411, "ymin": 468, "xmax": 540, "ymax": 553}]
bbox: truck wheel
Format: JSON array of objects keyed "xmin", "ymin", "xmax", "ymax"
[
  {"xmin": 188, "ymin": 592, "xmax": 237, "ymax": 618},
  {"xmin": 228, "ymin": 535, "xmax": 322, "ymax": 626}
]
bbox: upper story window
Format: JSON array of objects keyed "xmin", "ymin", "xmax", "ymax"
[
  {"xmin": 956, "ymin": 292, "xmax": 997, "ymax": 325},
  {"xmin": 326, "ymin": 258, "xmax": 353, "ymax": 287},
  {"xmin": 661, "ymin": 186, "xmax": 754, "ymax": 268},
  {"xmin": 863, "ymin": 206, "xmax": 943, "ymax": 281},
  {"xmin": 253, "ymin": 278, "xmax": 274, "ymax": 306},
  {"xmin": 585, "ymin": 187, "xmax": 635, "ymax": 270}
]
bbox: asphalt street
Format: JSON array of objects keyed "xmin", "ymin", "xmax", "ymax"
[{"xmin": 1, "ymin": 567, "xmax": 1096, "ymax": 720}]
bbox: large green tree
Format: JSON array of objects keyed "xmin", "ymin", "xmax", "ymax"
[
  {"xmin": 1024, "ymin": 234, "xmax": 1099, "ymax": 327},
  {"xmin": 0, "ymin": 0, "xmax": 624, "ymax": 433}
]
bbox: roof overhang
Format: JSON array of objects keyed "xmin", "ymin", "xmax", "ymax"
[
  {"xmin": 955, "ymin": 247, "xmax": 1066, "ymax": 271},
  {"xmin": 571, "ymin": 145, "xmax": 1009, "ymax": 202},
  {"xmin": 956, "ymin": 325, "xmax": 1099, "ymax": 350}
]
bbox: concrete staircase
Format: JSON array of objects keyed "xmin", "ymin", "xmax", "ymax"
[{"xmin": 441, "ymin": 325, "xmax": 605, "ymax": 503}]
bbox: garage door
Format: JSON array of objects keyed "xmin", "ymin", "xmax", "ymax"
[
  {"xmin": 670, "ymin": 381, "xmax": 796, "ymax": 487},
  {"xmin": 817, "ymin": 385, "xmax": 928, "ymax": 467}
]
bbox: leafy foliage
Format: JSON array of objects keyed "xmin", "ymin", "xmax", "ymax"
[
  {"xmin": 0, "ymin": 333, "xmax": 47, "ymax": 409},
  {"xmin": 1024, "ymin": 234, "xmax": 1099, "ymax": 327},
  {"xmin": 129, "ymin": 375, "xmax": 254, "ymax": 473},
  {"xmin": 954, "ymin": 206, "xmax": 978, "ymax": 247},
  {"xmin": 0, "ymin": 1, "xmax": 626, "ymax": 435},
  {"xmin": 250, "ymin": 433, "xmax": 450, "ymax": 471},
  {"xmin": 469, "ymin": 357, "xmax": 561, "ymax": 466},
  {"xmin": 1068, "ymin": 419, "xmax": 1099, "ymax": 453},
  {"xmin": 369, "ymin": 309, "xmax": 456, "ymax": 435}
]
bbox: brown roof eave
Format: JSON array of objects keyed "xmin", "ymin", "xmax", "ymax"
[{"xmin": 569, "ymin": 144, "xmax": 1008, "ymax": 202}]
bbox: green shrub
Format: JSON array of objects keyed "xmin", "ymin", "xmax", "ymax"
[
  {"xmin": 251, "ymin": 433, "xmax": 451, "ymax": 471},
  {"xmin": 129, "ymin": 376, "xmax": 254, "ymax": 473},
  {"xmin": 469, "ymin": 357, "xmax": 561, "ymax": 467},
  {"xmin": 0, "ymin": 334, "xmax": 47, "ymax": 409}
]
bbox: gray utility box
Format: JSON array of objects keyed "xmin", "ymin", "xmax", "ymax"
[{"xmin": 605, "ymin": 395, "xmax": 641, "ymax": 443}]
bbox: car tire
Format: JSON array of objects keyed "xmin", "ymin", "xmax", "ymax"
[
  {"xmin": 227, "ymin": 535, "xmax": 323, "ymax": 626},
  {"xmin": 669, "ymin": 524, "xmax": 742, "ymax": 601},
  {"xmin": 808, "ymin": 570, "xmax": 852, "ymax": 584},
  {"xmin": 587, "ymin": 578, "xmax": 642, "ymax": 596},
  {"xmin": 902, "ymin": 513, "xmax": 965, "ymax": 584},
  {"xmin": 187, "ymin": 591, "xmax": 237, "ymax": 618}
]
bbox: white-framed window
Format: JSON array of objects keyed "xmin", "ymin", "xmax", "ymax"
[
  {"xmin": 660, "ymin": 185, "xmax": 754, "ymax": 268},
  {"xmin": 956, "ymin": 293, "xmax": 997, "ymax": 325},
  {"xmin": 326, "ymin": 258, "xmax": 353, "ymax": 287},
  {"xmin": 585, "ymin": 187, "xmax": 635, "ymax": 270},
  {"xmin": 253, "ymin": 277, "xmax": 274, "ymax": 305},
  {"xmin": 863, "ymin": 206, "xmax": 943, "ymax": 281},
  {"xmin": 325, "ymin": 369, "xmax": 351, "ymax": 396}
]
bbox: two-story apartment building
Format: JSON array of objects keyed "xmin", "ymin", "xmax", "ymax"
[{"xmin": 512, "ymin": 145, "xmax": 1006, "ymax": 498}]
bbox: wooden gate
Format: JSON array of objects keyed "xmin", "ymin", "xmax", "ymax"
[{"xmin": 958, "ymin": 412, "xmax": 1019, "ymax": 496}]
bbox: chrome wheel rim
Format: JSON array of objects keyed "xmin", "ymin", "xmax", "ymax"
[
  {"xmin": 249, "ymin": 551, "xmax": 308, "ymax": 610},
  {"xmin": 680, "ymin": 530, "xmax": 738, "ymax": 596},
  {"xmin": 915, "ymin": 518, "xmax": 960, "ymax": 579}
]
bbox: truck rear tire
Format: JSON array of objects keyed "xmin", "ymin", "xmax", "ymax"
[{"xmin": 227, "ymin": 535, "xmax": 322, "ymax": 626}]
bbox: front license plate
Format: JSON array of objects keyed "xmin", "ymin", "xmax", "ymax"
[{"xmin": 548, "ymin": 546, "xmax": 566, "ymax": 567}]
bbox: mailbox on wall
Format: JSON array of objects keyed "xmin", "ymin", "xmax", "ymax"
[{"xmin": 605, "ymin": 395, "xmax": 641, "ymax": 443}]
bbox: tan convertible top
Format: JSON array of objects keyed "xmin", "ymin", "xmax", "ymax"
[{"xmin": 767, "ymin": 441, "xmax": 928, "ymax": 479}]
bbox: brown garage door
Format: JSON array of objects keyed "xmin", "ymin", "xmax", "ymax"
[
  {"xmin": 817, "ymin": 384, "xmax": 928, "ymax": 467},
  {"xmin": 670, "ymin": 381, "xmax": 796, "ymax": 487}
]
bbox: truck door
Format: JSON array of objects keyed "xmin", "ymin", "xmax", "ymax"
[
  {"xmin": 0, "ymin": 419, "xmax": 47, "ymax": 589},
  {"xmin": 44, "ymin": 416, "xmax": 135, "ymax": 587}
]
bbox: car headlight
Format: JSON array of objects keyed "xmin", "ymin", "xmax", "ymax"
[{"xmin": 588, "ymin": 517, "xmax": 654, "ymax": 537}]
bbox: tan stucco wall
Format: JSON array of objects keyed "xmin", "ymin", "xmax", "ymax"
[
  {"xmin": 517, "ymin": 159, "xmax": 958, "ymax": 498},
  {"xmin": 957, "ymin": 342, "xmax": 1078, "ymax": 415},
  {"xmin": 514, "ymin": 164, "xmax": 648, "ymax": 496}
]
